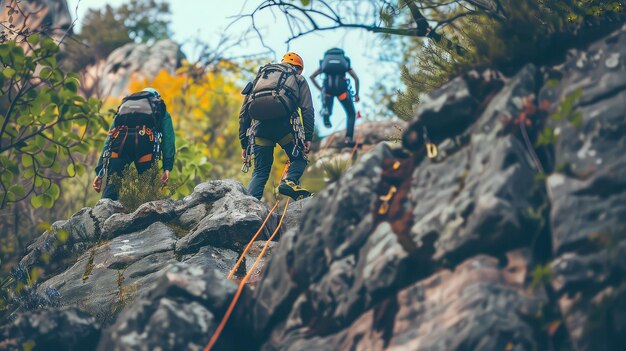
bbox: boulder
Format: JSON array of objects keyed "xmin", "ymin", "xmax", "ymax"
[
  {"xmin": 19, "ymin": 200, "xmax": 125, "ymax": 274},
  {"xmin": 38, "ymin": 223, "xmax": 179, "ymax": 321},
  {"xmin": 97, "ymin": 263, "xmax": 250, "ymax": 351},
  {"xmin": 180, "ymin": 180, "xmax": 248, "ymax": 210},
  {"xmin": 102, "ymin": 200, "xmax": 180, "ymax": 239},
  {"xmin": 281, "ymin": 196, "xmax": 314, "ymax": 233},
  {"xmin": 98, "ymin": 39, "xmax": 183, "ymax": 98},
  {"xmin": 402, "ymin": 68, "xmax": 504, "ymax": 150},
  {"xmin": 175, "ymin": 191, "xmax": 273, "ymax": 254},
  {"xmin": 30, "ymin": 179, "xmax": 278, "ymax": 329}
]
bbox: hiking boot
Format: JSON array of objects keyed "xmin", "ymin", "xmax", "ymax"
[{"xmin": 278, "ymin": 180, "xmax": 312, "ymax": 200}]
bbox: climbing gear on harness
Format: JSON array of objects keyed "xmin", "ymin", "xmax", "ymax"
[
  {"xmin": 291, "ymin": 113, "xmax": 307, "ymax": 159},
  {"xmin": 241, "ymin": 149, "xmax": 252, "ymax": 174},
  {"xmin": 281, "ymin": 52, "xmax": 304, "ymax": 69},
  {"xmin": 278, "ymin": 179, "xmax": 312, "ymax": 200},
  {"xmin": 100, "ymin": 90, "xmax": 166, "ymax": 179},
  {"xmin": 98, "ymin": 149, "xmax": 111, "ymax": 178},
  {"xmin": 246, "ymin": 64, "xmax": 300, "ymax": 121},
  {"xmin": 423, "ymin": 126, "xmax": 438, "ymax": 159},
  {"xmin": 241, "ymin": 121, "xmax": 258, "ymax": 173}
]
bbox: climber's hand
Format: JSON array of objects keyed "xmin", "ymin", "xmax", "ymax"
[{"xmin": 92, "ymin": 176, "xmax": 102, "ymax": 193}]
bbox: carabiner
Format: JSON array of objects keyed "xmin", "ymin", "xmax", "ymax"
[{"xmin": 426, "ymin": 143, "xmax": 438, "ymax": 159}]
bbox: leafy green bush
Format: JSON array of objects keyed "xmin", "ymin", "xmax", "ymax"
[
  {"xmin": 109, "ymin": 163, "xmax": 176, "ymax": 213},
  {"xmin": 0, "ymin": 36, "xmax": 106, "ymax": 209}
]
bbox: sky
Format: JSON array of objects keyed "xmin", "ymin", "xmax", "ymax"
[{"xmin": 66, "ymin": 0, "xmax": 400, "ymax": 135}]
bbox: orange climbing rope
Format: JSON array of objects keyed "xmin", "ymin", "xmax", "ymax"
[
  {"xmin": 226, "ymin": 201, "xmax": 279, "ymax": 279},
  {"xmin": 204, "ymin": 198, "xmax": 291, "ymax": 351},
  {"xmin": 228, "ymin": 160, "xmax": 290, "ymax": 279}
]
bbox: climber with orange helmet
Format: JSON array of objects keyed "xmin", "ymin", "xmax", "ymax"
[
  {"xmin": 239, "ymin": 52, "xmax": 315, "ymax": 200},
  {"xmin": 310, "ymin": 48, "xmax": 360, "ymax": 145}
]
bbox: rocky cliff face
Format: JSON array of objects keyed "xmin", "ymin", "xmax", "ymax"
[
  {"xmin": 98, "ymin": 39, "xmax": 182, "ymax": 98},
  {"xmin": 82, "ymin": 39, "xmax": 183, "ymax": 98},
  {"xmin": 3, "ymin": 25, "xmax": 626, "ymax": 351},
  {"xmin": 250, "ymin": 26, "xmax": 626, "ymax": 350},
  {"xmin": 1, "ymin": 180, "xmax": 291, "ymax": 350}
]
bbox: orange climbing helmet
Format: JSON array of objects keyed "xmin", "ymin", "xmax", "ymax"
[{"xmin": 281, "ymin": 52, "xmax": 304, "ymax": 70}]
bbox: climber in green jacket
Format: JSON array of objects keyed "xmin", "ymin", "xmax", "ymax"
[{"xmin": 92, "ymin": 88, "xmax": 176, "ymax": 200}]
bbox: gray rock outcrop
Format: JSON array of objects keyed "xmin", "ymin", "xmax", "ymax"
[
  {"xmin": 541, "ymin": 27, "xmax": 626, "ymax": 351},
  {"xmin": 12, "ymin": 180, "xmax": 282, "ymax": 332},
  {"xmin": 245, "ymin": 26, "xmax": 626, "ymax": 351},
  {"xmin": 95, "ymin": 39, "xmax": 182, "ymax": 98}
]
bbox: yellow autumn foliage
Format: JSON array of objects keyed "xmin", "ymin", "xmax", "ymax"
[{"xmin": 129, "ymin": 61, "xmax": 245, "ymax": 179}]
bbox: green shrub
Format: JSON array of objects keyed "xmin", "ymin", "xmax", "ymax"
[
  {"xmin": 321, "ymin": 158, "xmax": 350, "ymax": 184},
  {"xmin": 109, "ymin": 163, "xmax": 176, "ymax": 212},
  {"xmin": 392, "ymin": 0, "xmax": 624, "ymax": 120}
]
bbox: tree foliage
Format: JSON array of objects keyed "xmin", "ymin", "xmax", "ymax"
[
  {"xmin": 391, "ymin": 0, "xmax": 625, "ymax": 119},
  {"xmin": 0, "ymin": 35, "xmax": 105, "ymax": 209}
]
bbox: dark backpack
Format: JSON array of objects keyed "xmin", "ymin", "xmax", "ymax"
[
  {"xmin": 109, "ymin": 91, "xmax": 165, "ymax": 156},
  {"xmin": 115, "ymin": 91, "xmax": 165, "ymax": 129},
  {"xmin": 320, "ymin": 48, "xmax": 350, "ymax": 75},
  {"xmin": 245, "ymin": 64, "xmax": 299, "ymax": 121}
]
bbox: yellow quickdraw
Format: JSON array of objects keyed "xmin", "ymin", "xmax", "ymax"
[
  {"xmin": 423, "ymin": 126, "xmax": 438, "ymax": 160},
  {"xmin": 426, "ymin": 143, "xmax": 438, "ymax": 159},
  {"xmin": 378, "ymin": 185, "xmax": 397, "ymax": 215}
]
